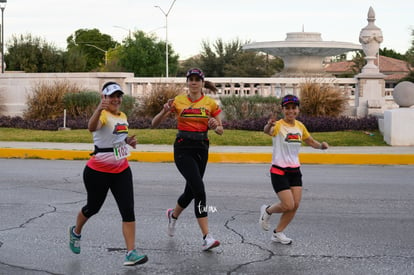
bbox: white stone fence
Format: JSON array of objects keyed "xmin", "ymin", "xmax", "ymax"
[
  {"xmin": 127, "ymin": 77, "xmax": 359, "ymax": 98},
  {"xmin": 126, "ymin": 76, "xmax": 397, "ymax": 116},
  {"xmin": 0, "ymin": 72, "xmax": 398, "ymax": 117}
]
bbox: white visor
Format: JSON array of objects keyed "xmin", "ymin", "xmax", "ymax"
[{"xmin": 102, "ymin": 84, "xmax": 123, "ymax": 96}]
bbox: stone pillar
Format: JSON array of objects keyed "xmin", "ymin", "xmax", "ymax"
[
  {"xmin": 355, "ymin": 7, "xmax": 385, "ymax": 117},
  {"xmin": 383, "ymin": 81, "xmax": 414, "ymax": 146},
  {"xmin": 249, "ymin": 83, "xmax": 255, "ymax": 96},
  {"xmin": 239, "ymin": 82, "xmax": 244, "ymax": 96},
  {"xmin": 229, "ymin": 83, "xmax": 235, "ymax": 95},
  {"xmin": 270, "ymin": 84, "xmax": 276, "ymax": 97},
  {"xmin": 280, "ymin": 84, "xmax": 286, "ymax": 97},
  {"xmin": 292, "ymin": 83, "xmax": 299, "ymax": 97}
]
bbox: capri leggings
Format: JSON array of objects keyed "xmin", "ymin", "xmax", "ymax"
[
  {"xmin": 174, "ymin": 138, "xmax": 209, "ymax": 218},
  {"xmin": 81, "ymin": 166, "xmax": 135, "ymax": 222}
]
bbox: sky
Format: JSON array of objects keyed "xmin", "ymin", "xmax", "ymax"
[{"xmin": 2, "ymin": 0, "xmax": 413, "ymax": 60}]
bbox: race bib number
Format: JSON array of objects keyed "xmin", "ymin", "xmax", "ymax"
[{"xmin": 113, "ymin": 141, "xmax": 130, "ymax": 160}]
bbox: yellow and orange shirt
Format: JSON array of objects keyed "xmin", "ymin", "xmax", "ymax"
[
  {"xmin": 270, "ymin": 119, "xmax": 310, "ymax": 168},
  {"xmin": 172, "ymin": 93, "xmax": 221, "ymax": 132}
]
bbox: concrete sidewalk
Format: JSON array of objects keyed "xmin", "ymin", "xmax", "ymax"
[{"xmin": 1, "ymin": 141, "xmax": 414, "ymax": 165}]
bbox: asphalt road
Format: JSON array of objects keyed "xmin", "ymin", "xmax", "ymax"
[{"xmin": 0, "ymin": 159, "xmax": 413, "ymax": 274}]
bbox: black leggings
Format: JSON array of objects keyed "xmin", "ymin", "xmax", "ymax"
[
  {"xmin": 174, "ymin": 138, "xmax": 209, "ymax": 218},
  {"xmin": 81, "ymin": 166, "xmax": 135, "ymax": 222}
]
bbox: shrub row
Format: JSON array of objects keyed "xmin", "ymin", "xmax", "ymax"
[
  {"xmin": 219, "ymin": 95, "xmax": 281, "ymax": 120},
  {"xmin": 0, "ymin": 115, "xmax": 378, "ymax": 132},
  {"xmin": 297, "ymin": 115, "xmax": 378, "ymax": 132},
  {"xmin": 221, "ymin": 115, "xmax": 378, "ymax": 132},
  {"xmin": 62, "ymin": 92, "xmax": 136, "ymax": 118}
]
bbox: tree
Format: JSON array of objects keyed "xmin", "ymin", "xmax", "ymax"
[
  {"xmin": 188, "ymin": 38, "xmax": 283, "ymax": 77},
  {"xmin": 178, "ymin": 55, "xmax": 203, "ymax": 76},
  {"xmin": 66, "ymin": 28, "xmax": 118, "ymax": 71},
  {"xmin": 225, "ymin": 52, "xmax": 283, "ymax": 77},
  {"xmin": 380, "ymin": 47, "xmax": 406, "ymax": 60},
  {"xmin": 103, "ymin": 46, "xmax": 126, "ymax": 72},
  {"xmin": 405, "ymin": 29, "xmax": 414, "ymax": 67},
  {"xmin": 61, "ymin": 48, "xmax": 88, "ymax": 72},
  {"xmin": 351, "ymin": 51, "xmax": 366, "ymax": 74},
  {"xmin": 117, "ymin": 31, "xmax": 179, "ymax": 77},
  {"xmin": 5, "ymin": 34, "xmax": 65, "ymax": 72},
  {"xmin": 199, "ymin": 38, "xmax": 243, "ymax": 77}
]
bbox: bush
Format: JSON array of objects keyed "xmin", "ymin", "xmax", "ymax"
[
  {"xmin": 299, "ymin": 80, "xmax": 348, "ymax": 117},
  {"xmin": 222, "ymin": 115, "xmax": 378, "ymax": 132},
  {"xmin": 0, "ymin": 116, "xmax": 63, "ymax": 130},
  {"xmin": 134, "ymin": 83, "xmax": 184, "ymax": 118},
  {"xmin": 298, "ymin": 115, "xmax": 378, "ymax": 132},
  {"xmin": 0, "ymin": 114, "xmax": 378, "ymax": 132},
  {"xmin": 63, "ymin": 91, "xmax": 100, "ymax": 118},
  {"xmin": 128, "ymin": 117, "xmax": 176, "ymax": 129},
  {"xmin": 120, "ymin": 95, "xmax": 136, "ymax": 117},
  {"xmin": 219, "ymin": 95, "xmax": 281, "ymax": 120},
  {"xmin": 63, "ymin": 91, "xmax": 136, "ymax": 121},
  {"xmin": 24, "ymin": 80, "xmax": 82, "ymax": 120},
  {"xmin": 223, "ymin": 117, "xmax": 268, "ymax": 131}
]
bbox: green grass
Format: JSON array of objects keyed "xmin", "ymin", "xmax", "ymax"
[{"xmin": 0, "ymin": 128, "xmax": 387, "ymax": 146}]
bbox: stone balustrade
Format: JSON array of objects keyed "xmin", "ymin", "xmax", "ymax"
[
  {"xmin": 126, "ymin": 76, "xmax": 359, "ymax": 99},
  {"xmin": 0, "ymin": 72, "xmax": 397, "ymax": 117}
]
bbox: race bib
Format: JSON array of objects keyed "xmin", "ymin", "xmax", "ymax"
[{"xmin": 113, "ymin": 141, "xmax": 130, "ymax": 160}]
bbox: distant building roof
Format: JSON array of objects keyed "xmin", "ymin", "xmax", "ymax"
[
  {"xmin": 325, "ymin": 55, "xmax": 411, "ymax": 80},
  {"xmin": 324, "ymin": 60, "xmax": 355, "ymax": 73},
  {"xmin": 376, "ymin": 55, "xmax": 410, "ymax": 74}
]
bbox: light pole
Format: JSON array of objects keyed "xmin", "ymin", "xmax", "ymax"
[
  {"xmin": 113, "ymin": 25, "xmax": 131, "ymax": 39},
  {"xmin": 85, "ymin": 44, "xmax": 108, "ymax": 65},
  {"xmin": 154, "ymin": 0, "xmax": 176, "ymax": 78},
  {"xmin": 0, "ymin": 0, "xmax": 7, "ymax": 74}
]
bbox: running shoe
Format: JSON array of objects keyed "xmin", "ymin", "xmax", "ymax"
[
  {"xmin": 166, "ymin": 208, "xmax": 176, "ymax": 237},
  {"xmin": 123, "ymin": 249, "xmax": 148, "ymax": 266},
  {"xmin": 271, "ymin": 231, "xmax": 293, "ymax": 245},
  {"xmin": 69, "ymin": 225, "xmax": 81, "ymax": 254},
  {"xmin": 259, "ymin": 205, "xmax": 271, "ymax": 231},
  {"xmin": 202, "ymin": 234, "xmax": 220, "ymax": 251}
]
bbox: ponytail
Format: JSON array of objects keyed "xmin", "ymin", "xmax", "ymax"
[{"xmin": 204, "ymin": 80, "xmax": 218, "ymax": 93}]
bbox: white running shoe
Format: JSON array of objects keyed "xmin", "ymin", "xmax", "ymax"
[
  {"xmin": 166, "ymin": 208, "xmax": 176, "ymax": 237},
  {"xmin": 202, "ymin": 234, "xmax": 220, "ymax": 251},
  {"xmin": 271, "ymin": 231, "xmax": 293, "ymax": 245},
  {"xmin": 259, "ymin": 205, "xmax": 271, "ymax": 231}
]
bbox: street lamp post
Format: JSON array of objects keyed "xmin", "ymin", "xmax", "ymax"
[
  {"xmin": 155, "ymin": 0, "xmax": 176, "ymax": 78},
  {"xmin": 113, "ymin": 25, "xmax": 131, "ymax": 39},
  {"xmin": 0, "ymin": 0, "xmax": 7, "ymax": 74},
  {"xmin": 85, "ymin": 44, "xmax": 108, "ymax": 65}
]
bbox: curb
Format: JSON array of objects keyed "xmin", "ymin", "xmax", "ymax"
[{"xmin": 1, "ymin": 148, "xmax": 413, "ymax": 165}]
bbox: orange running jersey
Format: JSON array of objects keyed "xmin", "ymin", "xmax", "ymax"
[{"xmin": 172, "ymin": 93, "xmax": 221, "ymax": 132}]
